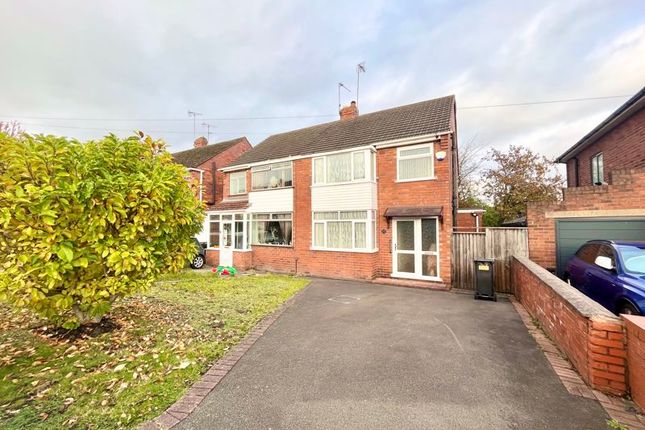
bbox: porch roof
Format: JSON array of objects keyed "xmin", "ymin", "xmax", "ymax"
[{"xmin": 384, "ymin": 206, "xmax": 443, "ymax": 218}]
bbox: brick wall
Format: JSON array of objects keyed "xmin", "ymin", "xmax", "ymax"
[
  {"xmin": 376, "ymin": 134, "xmax": 455, "ymax": 287},
  {"xmin": 566, "ymin": 107, "xmax": 645, "ymax": 187},
  {"xmin": 512, "ymin": 256, "xmax": 627, "ymax": 396},
  {"xmin": 455, "ymin": 211, "xmax": 483, "ymax": 232},
  {"xmin": 527, "ymin": 169, "xmax": 645, "ymax": 269},
  {"xmin": 624, "ymin": 315, "xmax": 645, "ymax": 410}
]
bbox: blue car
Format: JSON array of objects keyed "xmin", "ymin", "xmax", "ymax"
[{"xmin": 563, "ymin": 240, "xmax": 645, "ymax": 316}]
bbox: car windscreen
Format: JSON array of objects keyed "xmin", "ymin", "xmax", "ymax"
[{"xmin": 617, "ymin": 245, "xmax": 645, "ymax": 275}]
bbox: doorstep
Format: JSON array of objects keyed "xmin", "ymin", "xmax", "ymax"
[{"xmin": 372, "ymin": 277, "xmax": 450, "ymax": 291}]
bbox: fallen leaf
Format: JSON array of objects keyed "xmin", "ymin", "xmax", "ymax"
[{"xmin": 113, "ymin": 363, "xmax": 126, "ymax": 372}]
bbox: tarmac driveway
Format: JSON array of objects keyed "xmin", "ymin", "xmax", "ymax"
[{"xmin": 177, "ymin": 278, "xmax": 608, "ymax": 430}]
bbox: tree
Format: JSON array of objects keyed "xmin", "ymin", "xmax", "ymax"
[
  {"xmin": 457, "ymin": 135, "xmax": 485, "ymax": 207},
  {"xmin": 0, "ymin": 120, "xmax": 23, "ymax": 137},
  {"xmin": 483, "ymin": 145, "xmax": 564, "ymax": 223},
  {"xmin": 0, "ymin": 133, "xmax": 204, "ymax": 328}
]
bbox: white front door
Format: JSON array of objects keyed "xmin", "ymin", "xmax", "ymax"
[
  {"xmin": 219, "ymin": 221, "xmax": 233, "ymax": 267},
  {"xmin": 392, "ymin": 218, "xmax": 440, "ymax": 280}
]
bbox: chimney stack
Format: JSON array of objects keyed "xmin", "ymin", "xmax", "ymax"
[
  {"xmin": 339, "ymin": 101, "xmax": 359, "ymax": 120},
  {"xmin": 194, "ymin": 136, "xmax": 208, "ymax": 148}
]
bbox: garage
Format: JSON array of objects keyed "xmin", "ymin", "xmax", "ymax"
[{"xmin": 555, "ymin": 217, "xmax": 645, "ymax": 277}]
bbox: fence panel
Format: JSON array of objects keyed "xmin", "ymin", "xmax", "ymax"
[{"xmin": 452, "ymin": 228, "xmax": 528, "ymax": 293}]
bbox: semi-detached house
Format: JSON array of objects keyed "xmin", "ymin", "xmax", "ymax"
[{"xmin": 201, "ymin": 96, "xmax": 459, "ymax": 288}]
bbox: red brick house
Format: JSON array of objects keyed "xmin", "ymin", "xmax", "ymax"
[
  {"xmin": 172, "ymin": 136, "xmax": 252, "ymax": 244},
  {"xmin": 557, "ymin": 87, "xmax": 645, "ymax": 187},
  {"xmin": 200, "ymin": 96, "xmax": 459, "ymax": 288},
  {"xmin": 528, "ymin": 87, "xmax": 645, "ymax": 275}
]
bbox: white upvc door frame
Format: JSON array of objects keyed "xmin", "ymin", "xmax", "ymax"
[
  {"xmin": 219, "ymin": 220, "xmax": 234, "ymax": 267},
  {"xmin": 391, "ymin": 217, "xmax": 441, "ymax": 281}
]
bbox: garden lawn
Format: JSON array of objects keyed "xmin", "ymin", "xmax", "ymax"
[{"xmin": 0, "ymin": 272, "xmax": 308, "ymax": 430}]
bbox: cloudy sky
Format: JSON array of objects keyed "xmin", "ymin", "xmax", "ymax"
[{"xmin": 1, "ymin": 0, "xmax": 643, "ymax": 159}]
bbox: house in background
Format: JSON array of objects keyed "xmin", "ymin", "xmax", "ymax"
[
  {"xmin": 455, "ymin": 208, "xmax": 485, "ymax": 232},
  {"xmin": 200, "ymin": 95, "xmax": 459, "ymax": 288},
  {"xmin": 172, "ymin": 136, "xmax": 252, "ymax": 244},
  {"xmin": 528, "ymin": 87, "xmax": 645, "ymax": 275},
  {"xmin": 557, "ymin": 87, "xmax": 645, "ymax": 187}
]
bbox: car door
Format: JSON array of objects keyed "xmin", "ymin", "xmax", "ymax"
[
  {"xmin": 569, "ymin": 243, "xmax": 600, "ymax": 290},
  {"xmin": 585, "ymin": 244, "xmax": 621, "ymax": 311}
]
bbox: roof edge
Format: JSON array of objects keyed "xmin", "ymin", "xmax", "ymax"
[{"xmin": 557, "ymin": 88, "xmax": 645, "ymax": 163}]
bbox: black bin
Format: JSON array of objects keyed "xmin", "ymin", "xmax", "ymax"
[{"xmin": 474, "ymin": 258, "xmax": 497, "ymax": 301}]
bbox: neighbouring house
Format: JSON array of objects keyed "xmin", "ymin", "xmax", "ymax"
[
  {"xmin": 455, "ymin": 208, "xmax": 485, "ymax": 232},
  {"xmin": 200, "ymin": 96, "xmax": 459, "ymax": 288},
  {"xmin": 172, "ymin": 136, "xmax": 252, "ymax": 244},
  {"xmin": 528, "ymin": 87, "xmax": 645, "ymax": 276}
]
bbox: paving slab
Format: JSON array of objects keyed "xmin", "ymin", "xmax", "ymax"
[{"xmin": 176, "ymin": 278, "xmax": 609, "ymax": 430}]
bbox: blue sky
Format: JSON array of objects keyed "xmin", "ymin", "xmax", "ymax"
[{"xmin": 0, "ymin": 0, "xmax": 643, "ymax": 159}]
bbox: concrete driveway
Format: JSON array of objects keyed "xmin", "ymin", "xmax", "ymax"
[{"xmin": 177, "ymin": 279, "xmax": 608, "ymax": 430}]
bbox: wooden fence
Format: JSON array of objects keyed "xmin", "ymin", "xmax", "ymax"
[{"xmin": 451, "ymin": 228, "xmax": 528, "ymax": 293}]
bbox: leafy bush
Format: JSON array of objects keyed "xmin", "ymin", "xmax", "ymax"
[{"xmin": 0, "ymin": 133, "xmax": 204, "ymax": 328}]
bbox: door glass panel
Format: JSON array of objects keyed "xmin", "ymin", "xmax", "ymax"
[
  {"xmin": 422, "ymin": 255, "xmax": 438, "ymax": 277},
  {"xmin": 421, "ymin": 219, "xmax": 437, "ymax": 252},
  {"xmin": 234, "ymin": 221, "xmax": 244, "ymax": 249},
  {"xmin": 397, "ymin": 253, "xmax": 415, "ymax": 273},
  {"xmin": 222, "ymin": 223, "xmax": 232, "ymax": 247},
  {"xmin": 396, "ymin": 221, "xmax": 415, "ymax": 251}
]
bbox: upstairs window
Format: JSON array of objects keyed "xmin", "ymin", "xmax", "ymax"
[
  {"xmin": 397, "ymin": 144, "xmax": 434, "ymax": 181},
  {"xmin": 313, "ymin": 150, "xmax": 370, "ymax": 185},
  {"xmin": 591, "ymin": 153, "xmax": 604, "ymax": 185},
  {"xmin": 251, "ymin": 162, "xmax": 293, "ymax": 190},
  {"xmin": 229, "ymin": 171, "xmax": 246, "ymax": 195}
]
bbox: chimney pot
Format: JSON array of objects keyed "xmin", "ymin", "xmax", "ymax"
[
  {"xmin": 194, "ymin": 136, "xmax": 208, "ymax": 148},
  {"xmin": 339, "ymin": 100, "xmax": 359, "ymax": 120}
]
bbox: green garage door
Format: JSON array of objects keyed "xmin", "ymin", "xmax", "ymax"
[{"xmin": 556, "ymin": 218, "xmax": 645, "ymax": 277}]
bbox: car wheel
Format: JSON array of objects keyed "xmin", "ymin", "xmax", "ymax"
[
  {"xmin": 618, "ymin": 302, "xmax": 641, "ymax": 316},
  {"xmin": 191, "ymin": 255, "xmax": 205, "ymax": 269}
]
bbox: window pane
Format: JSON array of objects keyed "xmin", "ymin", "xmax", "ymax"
[
  {"xmin": 327, "ymin": 221, "xmax": 352, "ymax": 248},
  {"xmin": 252, "ymin": 220, "xmax": 292, "ymax": 246},
  {"xmin": 326, "ymin": 153, "xmax": 352, "ymax": 183},
  {"xmin": 340, "ymin": 211, "xmax": 367, "ymax": 220},
  {"xmin": 592, "ymin": 157, "xmax": 599, "ymax": 183},
  {"xmin": 399, "ymin": 156, "xmax": 432, "ymax": 180},
  {"xmin": 371, "ymin": 220, "xmax": 376, "ymax": 249},
  {"xmin": 230, "ymin": 171, "xmax": 246, "ymax": 195},
  {"xmin": 597, "ymin": 154, "xmax": 603, "ymax": 183},
  {"xmin": 313, "ymin": 158, "xmax": 324, "ymax": 184},
  {"xmin": 222, "ymin": 215, "xmax": 233, "ymax": 220},
  {"xmin": 353, "ymin": 152, "xmax": 365, "ymax": 180},
  {"xmin": 253, "ymin": 213, "xmax": 270, "ymax": 220},
  {"xmin": 234, "ymin": 221, "xmax": 244, "ymax": 249},
  {"xmin": 354, "ymin": 222, "xmax": 366, "ymax": 248},
  {"xmin": 235, "ymin": 214, "xmax": 243, "ymax": 220},
  {"xmin": 396, "ymin": 221, "xmax": 415, "ymax": 251},
  {"xmin": 209, "ymin": 222, "xmax": 220, "ymax": 248},
  {"xmin": 400, "ymin": 146, "xmax": 431, "ymax": 157},
  {"xmin": 251, "ymin": 163, "xmax": 292, "ymax": 189},
  {"xmin": 421, "ymin": 219, "xmax": 437, "ymax": 252},
  {"xmin": 314, "ymin": 223, "xmax": 325, "ymax": 247},
  {"xmin": 314, "ymin": 211, "xmax": 338, "ymax": 220},
  {"xmin": 397, "ymin": 253, "xmax": 415, "ymax": 273},
  {"xmin": 222, "ymin": 223, "xmax": 232, "ymax": 247},
  {"xmin": 272, "ymin": 213, "xmax": 291, "ymax": 220},
  {"xmin": 422, "ymin": 255, "xmax": 438, "ymax": 277}
]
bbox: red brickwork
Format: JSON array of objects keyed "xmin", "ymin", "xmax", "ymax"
[
  {"xmin": 527, "ymin": 169, "xmax": 645, "ymax": 269},
  {"xmin": 455, "ymin": 210, "xmax": 483, "ymax": 232},
  {"xmin": 624, "ymin": 315, "xmax": 645, "ymax": 410},
  {"xmin": 513, "ymin": 256, "xmax": 627, "ymax": 396},
  {"xmin": 566, "ymin": 108, "xmax": 645, "ymax": 187}
]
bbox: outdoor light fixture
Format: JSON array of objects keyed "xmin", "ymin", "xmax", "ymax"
[{"xmin": 436, "ymin": 150, "xmax": 446, "ymax": 161}]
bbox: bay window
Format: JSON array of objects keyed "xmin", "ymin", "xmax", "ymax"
[
  {"xmin": 229, "ymin": 171, "xmax": 246, "ymax": 195},
  {"xmin": 397, "ymin": 143, "xmax": 434, "ymax": 181},
  {"xmin": 207, "ymin": 213, "xmax": 248, "ymax": 250},
  {"xmin": 312, "ymin": 210, "xmax": 376, "ymax": 251},
  {"xmin": 251, "ymin": 213, "xmax": 293, "ymax": 246},
  {"xmin": 251, "ymin": 162, "xmax": 292, "ymax": 190},
  {"xmin": 313, "ymin": 150, "xmax": 372, "ymax": 185}
]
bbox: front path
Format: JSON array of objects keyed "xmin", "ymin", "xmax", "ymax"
[{"xmin": 177, "ymin": 279, "xmax": 608, "ymax": 429}]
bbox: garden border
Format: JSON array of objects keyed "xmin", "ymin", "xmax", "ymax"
[{"xmin": 139, "ymin": 279, "xmax": 311, "ymax": 430}]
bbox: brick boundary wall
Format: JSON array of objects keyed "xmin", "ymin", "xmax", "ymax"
[
  {"xmin": 624, "ymin": 315, "xmax": 645, "ymax": 410},
  {"xmin": 512, "ymin": 256, "xmax": 627, "ymax": 396}
]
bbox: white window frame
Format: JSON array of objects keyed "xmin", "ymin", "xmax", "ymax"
[
  {"xmin": 591, "ymin": 152, "xmax": 604, "ymax": 185},
  {"xmin": 207, "ymin": 213, "xmax": 250, "ymax": 250},
  {"xmin": 251, "ymin": 162, "xmax": 293, "ymax": 191},
  {"xmin": 396, "ymin": 143, "xmax": 435, "ymax": 182},
  {"xmin": 250, "ymin": 212, "xmax": 293, "ymax": 247},
  {"xmin": 391, "ymin": 217, "xmax": 441, "ymax": 281},
  {"xmin": 311, "ymin": 210, "xmax": 377, "ymax": 252},
  {"xmin": 312, "ymin": 150, "xmax": 372, "ymax": 186},
  {"xmin": 229, "ymin": 171, "xmax": 247, "ymax": 195}
]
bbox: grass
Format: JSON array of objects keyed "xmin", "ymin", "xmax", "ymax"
[{"xmin": 0, "ymin": 271, "xmax": 309, "ymax": 430}]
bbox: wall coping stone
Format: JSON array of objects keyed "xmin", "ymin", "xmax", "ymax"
[{"xmin": 513, "ymin": 256, "xmax": 621, "ymax": 321}]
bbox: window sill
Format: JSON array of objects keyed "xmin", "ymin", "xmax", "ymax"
[
  {"xmin": 311, "ymin": 180, "xmax": 376, "ymax": 188},
  {"xmin": 250, "ymin": 186, "xmax": 294, "ymax": 193},
  {"xmin": 395, "ymin": 177, "xmax": 437, "ymax": 183},
  {"xmin": 391, "ymin": 273, "xmax": 443, "ymax": 282},
  {"xmin": 310, "ymin": 247, "xmax": 379, "ymax": 254},
  {"xmin": 251, "ymin": 243, "xmax": 294, "ymax": 248}
]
